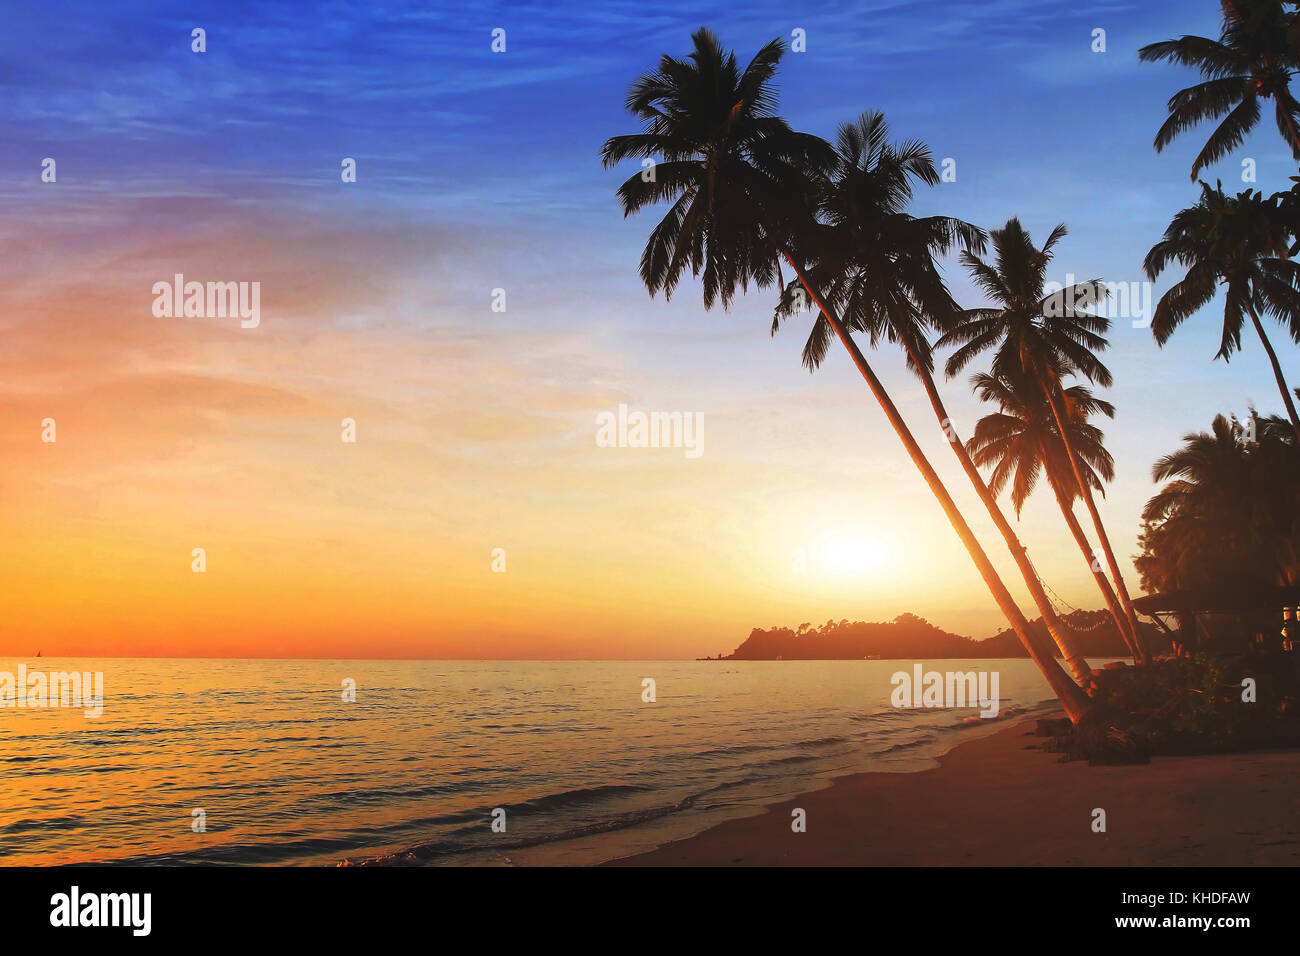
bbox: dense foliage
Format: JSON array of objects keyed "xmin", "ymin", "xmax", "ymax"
[{"xmin": 1135, "ymin": 412, "xmax": 1299, "ymax": 594}]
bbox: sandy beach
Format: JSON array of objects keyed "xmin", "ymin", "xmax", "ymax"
[{"xmin": 611, "ymin": 716, "xmax": 1300, "ymax": 866}]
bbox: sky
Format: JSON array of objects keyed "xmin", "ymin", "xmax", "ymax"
[{"xmin": 1, "ymin": 0, "xmax": 1295, "ymax": 658}]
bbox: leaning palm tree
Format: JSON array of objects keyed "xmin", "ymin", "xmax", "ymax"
[
  {"xmin": 1145, "ymin": 182, "xmax": 1300, "ymax": 443},
  {"xmin": 939, "ymin": 219, "xmax": 1149, "ymax": 662},
  {"xmin": 770, "ymin": 113, "xmax": 1092, "ymax": 684},
  {"xmin": 1139, "ymin": 0, "xmax": 1300, "ymax": 179},
  {"xmin": 968, "ymin": 370, "xmax": 1145, "ymax": 660},
  {"xmin": 600, "ymin": 29, "xmax": 1091, "ymax": 720}
]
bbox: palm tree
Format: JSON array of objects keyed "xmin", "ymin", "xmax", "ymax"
[
  {"xmin": 1138, "ymin": 411, "xmax": 1299, "ymax": 594},
  {"xmin": 600, "ymin": 30, "xmax": 1091, "ymax": 720},
  {"xmin": 967, "ymin": 370, "xmax": 1145, "ymax": 659},
  {"xmin": 769, "ymin": 113, "xmax": 1092, "ymax": 684},
  {"xmin": 939, "ymin": 219, "xmax": 1150, "ymax": 662},
  {"xmin": 1145, "ymin": 182, "xmax": 1300, "ymax": 443},
  {"xmin": 1139, "ymin": 0, "xmax": 1300, "ymax": 179}
]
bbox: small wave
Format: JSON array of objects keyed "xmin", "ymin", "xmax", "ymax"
[
  {"xmin": 848, "ymin": 709, "xmax": 917, "ymax": 722},
  {"xmin": 346, "ymin": 791, "xmax": 696, "ymax": 867},
  {"xmin": 513, "ymin": 784, "xmax": 650, "ymax": 814},
  {"xmin": 792, "ymin": 735, "xmax": 848, "ymax": 749},
  {"xmin": 691, "ymin": 743, "xmax": 767, "ymax": 758},
  {"xmin": 873, "ymin": 735, "xmax": 937, "ymax": 754},
  {"xmin": 315, "ymin": 781, "xmax": 475, "ymax": 807},
  {"xmin": 946, "ymin": 703, "xmax": 1029, "ymax": 728},
  {"xmin": 757, "ymin": 752, "xmax": 823, "ymax": 768},
  {"xmin": 1, "ymin": 815, "xmax": 86, "ymax": 834}
]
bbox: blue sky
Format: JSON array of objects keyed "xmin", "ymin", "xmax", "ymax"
[{"xmin": 8, "ymin": 1, "xmax": 1275, "ymax": 349}]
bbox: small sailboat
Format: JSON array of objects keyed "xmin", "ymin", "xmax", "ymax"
[{"xmin": 35, "ymin": 650, "xmax": 41, "ymax": 658}]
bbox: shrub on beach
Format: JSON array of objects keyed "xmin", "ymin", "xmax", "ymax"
[{"xmin": 1046, "ymin": 654, "xmax": 1300, "ymax": 764}]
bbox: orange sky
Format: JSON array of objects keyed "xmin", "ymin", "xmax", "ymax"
[{"xmin": 0, "ymin": 199, "xmax": 1158, "ymax": 658}]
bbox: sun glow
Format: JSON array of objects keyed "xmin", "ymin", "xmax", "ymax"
[{"xmin": 820, "ymin": 533, "xmax": 899, "ymax": 575}]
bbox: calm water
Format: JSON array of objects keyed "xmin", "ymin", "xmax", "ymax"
[{"xmin": 0, "ymin": 657, "xmax": 1102, "ymax": 866}]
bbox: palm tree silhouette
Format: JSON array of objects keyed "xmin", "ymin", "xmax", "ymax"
[
  {"xmin": 600, "ymin": 29, "xmax": 1090, "ymax": 720},
  {"xmin": 1138, "ymin": 412, "xmax": 1299, "ymax": 594},
  {"xmin": 1145, "ymin": 181, "xmax": 1300, "ymax": 443},
  {"xmin": 770, "ymin": 112, "xmax": 1091, "ymax": 684},
  {"xmin": 939, "ymin": 218, "xmax": 1149, "ymax": 662},
  {"xmin": 967, "ymin": 370, "xmax": 1144, "ymax": 659},
  {"xmin": 1139, "ymin": 0, "xmax": 1300, "ymax": 179}
]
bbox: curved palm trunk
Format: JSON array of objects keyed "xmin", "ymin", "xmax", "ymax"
[
  {"xmin": 1043, "ymin": 386, "xmax": 1150, "ymax": 664},
  {"xmin": 905, "ymin": 350, "xmax": 1093, "ymax": 685},
  {"xmin": 1245, "ymin": 302, "xmax": 1300, "ymax": 444},
  {"xmin": 782, "ymin": 253, "xmax": 1091, "ymax": 721},
  {"xmin": 1049, "ymin": 481, "xmax": 1143, "ymax": 660}
]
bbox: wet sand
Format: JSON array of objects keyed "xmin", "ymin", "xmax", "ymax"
[{"xmin": 610, "ymin": 715, "xmax": 1300, "ymax": 866}]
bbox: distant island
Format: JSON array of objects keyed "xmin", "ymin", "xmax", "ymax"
[{"xmin": 702, "ymin": 612, "xmax": 1167, "ymax": 661}]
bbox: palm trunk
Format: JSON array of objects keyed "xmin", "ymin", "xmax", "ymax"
[
  {"xmin": 906, "ymin": 351, "xmax": 1093, "ymax": 685},
  {"xmin": 1043, "ymin": 385, "xmax": 1150, "ymax": 664},
  {"xmin": 1050, "ymin": 481, "xmax": 1143, "ymax": 660},
  {"xmin": 1246, "ymin": 301, "xmax": 1300, "ymax": 445},
  {"xmin": 781, "ymin": 252, "xmax": 1091, "ymax": 721}
]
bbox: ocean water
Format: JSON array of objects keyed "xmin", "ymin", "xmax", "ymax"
[{"xmin": 0, "ymin": 657, "xmax": 1106, "ymax": 866}]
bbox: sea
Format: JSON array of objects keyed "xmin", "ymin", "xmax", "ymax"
[{"xmin": 0, "ymin": 657, "xmax": 1109, "ymax": 866}]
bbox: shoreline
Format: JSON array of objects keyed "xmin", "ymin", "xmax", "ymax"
[{"xmin": 607, "ymin": 715, "xmax": 1300, "ymax": 866}]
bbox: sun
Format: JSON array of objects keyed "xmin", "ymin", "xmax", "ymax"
[{"xmin": 821, "ymin": 534, "xmax": 896, "ymax": 574}]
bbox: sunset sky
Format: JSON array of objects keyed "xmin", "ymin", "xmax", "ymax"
[{"xmin": 1, "ymin": 0, "xmax": 1293, "ymax": 658}]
